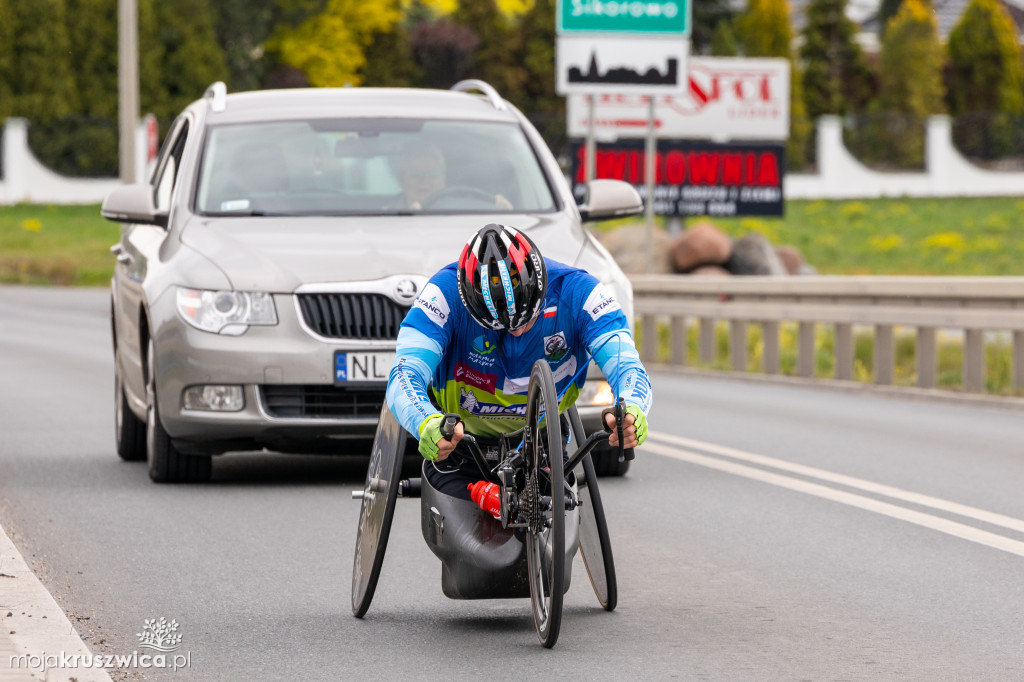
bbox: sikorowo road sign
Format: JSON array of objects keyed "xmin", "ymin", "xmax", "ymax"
[{"xmin": 558, "ymin": 0, "xmax": 690, "ymax": 35}]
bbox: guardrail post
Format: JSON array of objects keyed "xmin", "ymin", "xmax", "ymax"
[
  {"xmin": 641, "ymin": 314, "xmax": 658, "ymax": 363},
  {"xmin": 730, "ymin": 320, "xmax": 747, "ymax": 371},
  {"xmin": 762, "ymin": 321, "xmax": 779, "ymax": 374},
  {"xmin": 875, "ymin": 325, "xmax": 894, "ymax": 385},
  {"xmin": 916, "ymin": 327, "xmax": 937, "ymax": 388},
  {"xmin": 1015, "ymin": 331, "xmax": 1024, "ymax": 391},
  {"xmin": 798, "ymin": 322, "xmax": 815, "ymax": 377},
  {"xmin": 835, "ymin": 323, "xmax": 853, "ymax": 381},
  {"xmin": 670, "ymin": 316, "xmax": 687, "ymax": 366},
  {"xmin": 699, "ymin": 317, "xmax": 715, "ymax": 364},
  {"xmin": 964, "ymin": 329, "xmax": 985, "ymax": 392}
]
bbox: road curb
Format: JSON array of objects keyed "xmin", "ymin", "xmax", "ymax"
[{"xmin": 0, "ymin": 523, "xmax": 113, "ymax": 682}]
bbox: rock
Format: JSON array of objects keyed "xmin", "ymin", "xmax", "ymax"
[
  {"xmin": 669, "ymin": 221, "xmax": 733, "ymax": 273},
  {"xmin": 774, "ymin": 245, "xmax": 804, "ymax": 275},
  {"xmin": 727, "ymin": 233, "xmax": 788, "ymax": 275},
  {"xmin": 591, "ymin": 223, "xmax": 674, "ymax": 274},
  {"xmin": 689, "ymin": 265, "xmax": 732, "ymax": 277}
]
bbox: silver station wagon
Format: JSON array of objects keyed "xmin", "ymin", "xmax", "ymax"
[{"xmin": 103, "ymin": 80, "xmax": 643, "ymax": 483}]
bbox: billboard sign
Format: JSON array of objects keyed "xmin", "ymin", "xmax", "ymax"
[
  {"xmin": 558, "ymin": 0, "xmax": 690, "ymax": 35},
  {"xmin": 567, "ymin": 57, "xmax": 789, "ymax": 140},
  {"xmin": 570, "ymin": 139, "xmax": 785, "ymax": 216},
  {"xmin": 556, "ymin": 35, "xmax": 689, "ymax": 95}
]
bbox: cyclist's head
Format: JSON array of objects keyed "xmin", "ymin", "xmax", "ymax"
[{"xmin": 457, "ymin": 224, "xmax": 547, "ymax": 332}]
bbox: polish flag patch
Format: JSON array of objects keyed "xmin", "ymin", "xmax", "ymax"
[{"xmin": 543, "ymin": 306, "xmax": 557, "ymax": 318}]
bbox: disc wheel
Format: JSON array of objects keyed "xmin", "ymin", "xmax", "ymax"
[{"xmin": 523, "ymin": 359, "xmax": 565, "ymax": 648}]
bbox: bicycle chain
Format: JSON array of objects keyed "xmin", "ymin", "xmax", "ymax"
[{"xmin": 519, "ymin": 470, "xmax": 541, "ymax": 533}]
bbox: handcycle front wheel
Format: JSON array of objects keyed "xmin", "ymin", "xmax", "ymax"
[{"xmin": 523, "ymin": 359, "xmax": 565, "ymax": 649}]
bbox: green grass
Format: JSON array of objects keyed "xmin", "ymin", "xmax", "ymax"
[
  {"xmin": 0, "ymin": 204, "xmax": 119, "ymax": 286},
  {"xmin": 709, "ymin": 196, "xmax": 1024, "ymax": 275}
]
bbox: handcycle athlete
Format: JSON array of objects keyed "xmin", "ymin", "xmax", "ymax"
[{"xmin": 386, "ymin": 223, "xmax": 652, "ymax": 499}]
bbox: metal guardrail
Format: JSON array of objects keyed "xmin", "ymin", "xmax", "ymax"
[{"xmin": 631, "ymin": 275, "xmax": 1024, "ymax": 393}]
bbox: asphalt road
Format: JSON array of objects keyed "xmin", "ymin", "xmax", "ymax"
[{"xmin": 2, "ymin": 286, "xmax": 1024, "ymax": 680}]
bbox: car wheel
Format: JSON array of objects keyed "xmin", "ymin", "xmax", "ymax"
[
  {"xmin": 590, "ymin": 443, "xmax": 631, "ymax": 477},
  {"xmin": 115, "ymin": 367, "xmax": 146, "ymax": 461},
  {"xmin": 146, "ymin": 339, "xmax": 212, "ymax": 483}
]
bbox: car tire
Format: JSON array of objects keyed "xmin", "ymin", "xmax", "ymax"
[
  {"xmin": 115, "ymin": 369, "xmax": 146, "ymax": 462},
  {"xmin": 590, "ymin": 443, "xmax": 631, "ymax": 477},
  {"xmin": 146, "ymin": 339, "xmax": 212, "ymax": 483}
]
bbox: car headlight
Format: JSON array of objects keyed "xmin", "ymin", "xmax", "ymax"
[
  {"xmin": 176, "ymin": 287, "xmax": 278, "ymax": 335},
  {"xmin": 578, "ymin": 379, "xmax": 614, "ymax": 406}
]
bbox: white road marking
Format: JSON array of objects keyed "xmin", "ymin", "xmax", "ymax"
[
  {"xmin": 644, "ymin": 437, "xmax": 1024, "ymax": 559},
  {"xmin": 647, "ymin": 431, "xmax": 1024, "ymax": 535}
]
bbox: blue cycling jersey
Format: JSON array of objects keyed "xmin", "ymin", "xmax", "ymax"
[{"xmin": 386, "ymin": 259, "xmax": 652, "ymax": 439}]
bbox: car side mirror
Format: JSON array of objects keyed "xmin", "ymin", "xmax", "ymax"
[
  {"xmin": 101, "ymin": 184, "xmax": 169, "ymax": 228},
  {"xmin": 577, "ymin": 179, "xmax": 643, "ymax": 222}
]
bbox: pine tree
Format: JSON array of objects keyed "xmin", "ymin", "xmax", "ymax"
[
  {"xmin": 947, "ymin": 0, "xmax": 1024, "ymax": 115},
  {"xmin": 211, "ymin": 0, "xmax": 276, "ymax": 93},
  {"xmin": 9, "ymin": 0, "xmax": 78, "ymax": 122},
  {"xmin": 799, "ymin": 0, "xmax": 875, "ymax": 117},
  {"xmin": 453, "ymin": 0, "xmax": 518, "ymax": 94},
  {"xmin": 876, "ymin": 0, "xmax": 904, "ymax": 38},
  {"xmin": 0, "ymin": 0, "xmax": 14, "ymax": 120},
  {"xmin": 710, "ymin": 19, "xmax": 739, "ymax": 57},
  {"xmin": 734, "ymin": 0, "xmax": 811, "ymax": 168},
  {"xmin": 154, "ymin": 0, "xmax": 229, "ymax": 114},
  {"xmin": 692, "ymin": 0, "xmax": 738, "ymax": 55},
  {"xmin": 66, "ymin": 0, "xmax": 118, "ymax": 119}
]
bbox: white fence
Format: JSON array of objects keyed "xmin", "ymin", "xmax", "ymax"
[{"xmin": 1, "ymin": 114, "xmax": 1023, "ymax": 205}]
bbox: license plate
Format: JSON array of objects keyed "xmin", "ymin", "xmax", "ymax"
[{"xmin": 335, "ymin": 351, "xmax": 394, "ymax": 383}]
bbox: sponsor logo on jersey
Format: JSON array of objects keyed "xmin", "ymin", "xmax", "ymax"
[
  {"xmin": 454, "ymin": 362, "xmax": 497, "ymax": 393},
  {"xmin": 460, "ymin": 388, "xmax": 527, "ymax": 416},
  {"xmin": 583, "ymin": 284, "xmax": 621, "ymax": 321},
  {"xmin": 544, "ymin": 331, "xmax": 568, "ymax": 361},
  {"xmin": 503, "ymin": 356, "xmax": 577, "ymax": 394},
  {"xmin": 469, "ymin": 335, "xmax": 497, "ymax": 368},
  {"xmin": 413, "ymin": 283, "xmax": 449, "ymax": 327}
]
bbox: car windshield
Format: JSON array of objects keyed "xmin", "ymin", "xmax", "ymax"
[{"xmin": 195, "ymin": 118, "xmax": 556, "ymax": 216}]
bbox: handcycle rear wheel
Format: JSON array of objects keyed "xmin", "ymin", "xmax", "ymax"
[{"xmin": 523, "ymin": 359, "xmax": 565, "ymax": 649}]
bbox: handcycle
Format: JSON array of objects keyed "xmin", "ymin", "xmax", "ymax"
[{"xmin": 350, "ymin": 358, "xmax": 631, "ymax": 648}]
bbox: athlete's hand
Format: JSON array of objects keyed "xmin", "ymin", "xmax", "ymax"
[
  {"xmin": 603, "ymin": 404, "xmax": 648, "ymax": 449},
  {"xmin": 418, "ymin": 414, "xmax": 464, "ymax": 461}
]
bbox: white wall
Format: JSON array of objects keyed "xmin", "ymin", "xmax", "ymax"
[
  {"xmin": 786, "ymin": 115, "xmax": 1024, "ymax": 199},
  {"xmin": 0, "ymin": 118, "xmax": 153, "ymax": 205}
]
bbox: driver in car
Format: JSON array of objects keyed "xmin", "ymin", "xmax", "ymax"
[
  {"xmin": 396, "ymin": 143, "xmax": 513, "ymax": 210},
  {"xmin": 386, "ymin": 224, "xmax": 652, "ymax": 499}
]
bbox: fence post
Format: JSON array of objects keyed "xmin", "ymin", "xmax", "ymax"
[
  {"xmin": 1014, "ymin": 331, "xmax": 1024, "ymax": 392},
  {"xmin": 835, "ymin": 323, "xmax": 853, "ymax": 381},
  {"xmin": 641, "ymin": 314, "xmax": 658, "ymax": 364},
  {"xmin": 916, "ymin": 327, "xmax": 937, "ymax": 389},
  {"xmin": 963, "ymin": 329, "xmax": 985, "ymax": 392},
  {"xmin": 699, "ymin": 318, "xmax": 715, "ymax": 364},
  {"xmin": 874, "ymin": 325, "xmax": 894, "ymax": 385},
  {"xmin": 670, "ymin": 316, "xmax": 687, "ymax": 366},
  {"xmin": 730, "ymin": 320, "xmax": 747, "ymax": 372},
  {"xmin": 762, "ymin": 321, "xmax": 779, "ymax": 374},
  {"xmin": 798, "ymin": 322, "xmax": 815, "ymax": 377}
]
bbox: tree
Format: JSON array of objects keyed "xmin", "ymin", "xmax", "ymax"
[
  {"xmin": 9, "ymin": 0, "xmax": 77, "ymax": 122},
  {"xmin": 210, "ymin": 0, "xmax": 276, "ymax": 92},
  {"xmin": 453, "ymin": 0, "xmax": 520, "ymax": 94},
  {"xmin": 871, "ymin": 0, "xmax": 945, "ymax": 166},
  {"xmin": 0, "ymin": 0, "xmax": 15, "ymax": 120},
  {"xmin": 734, "ymin": 0, "xmax": 812, "ymax": 168},
  {"xmin": 710, "ymin": 19, "xmax": 739, "ymax": 57},
  {"xmin": 409, "ymin": 16, "xmax": 480, "ymax": 89},
  {"xmin": 947, "ymin": 0, "xmax": 1024, "ymax": 116},
  {"xmin": 876, "ymin": 0, "xmax": 904, "ymax": 38},
  {"xmin": 799, "ymin": 0, "xmax": 875, "ymax": 118},
  {"xmin": 154, "ymin": 0, "xmax": 229, "ymax": 115},
  {"xmin": 692, "ymin": 0, "xmax": 738, "ymax": 55},
  {"xmin": 66, "ymin": 0, "xmax": 118, "ymax": 119},
  {"xmin": 269, "ymin": 0, "xmax": 401, "ymax": 87}
]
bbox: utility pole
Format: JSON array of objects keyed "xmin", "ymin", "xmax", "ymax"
[{"xmin": 118, "ymin": 0, "xmax": 138, "ymax": 184}]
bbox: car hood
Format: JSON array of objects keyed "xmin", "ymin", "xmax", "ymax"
[{"xmin": 179, "ymin": 214, "xmax": 593, "ymax": 293}]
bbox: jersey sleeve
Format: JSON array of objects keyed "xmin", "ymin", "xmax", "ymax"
[
  {"xmin": 386, "ymin": 269, "xmax": 457, "ymax": 437},
  {"xmin": 572, "ymin": 273, "xmax": 653, "ymax": 415}
]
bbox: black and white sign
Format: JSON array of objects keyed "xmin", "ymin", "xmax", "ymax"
[{"xmin": 556, "ymin": 36, "xmax": 689, "ymax": 95}]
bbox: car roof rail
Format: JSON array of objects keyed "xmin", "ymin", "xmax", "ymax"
[
  {"xmin": 204, "ymin": 81, "xmax": 227, "ymax": 113},
  {"xmin": 450, "ymin": 80, "xmax": 507, "ymax": 111}
]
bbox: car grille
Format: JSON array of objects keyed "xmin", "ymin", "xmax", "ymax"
[
  {"xmin": 260, "ymin": 385, "xmax": 386, "ymax": 419},
  {"xmin": 297, "ymin": 293, "xmax": 409, "ymax": 340}
]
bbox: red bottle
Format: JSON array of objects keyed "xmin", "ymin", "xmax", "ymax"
[{"xmin": 467, "ymin": 480, "xmax": 502, "ymax": 519}]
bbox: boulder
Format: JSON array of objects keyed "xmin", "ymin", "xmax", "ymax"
[
  {"xmin": 726, "ymin": 233, "xmax": 788, "ymax": 275},
  {"xmin": 591, "ymin": 223, "xmax": 673, "ymax": 274},
  {"xmin": 669, "ymin": 221, "xmax": 733, "ymax": 273},
  {"xmin": 774, "ymin": 245, "xmax": 805, "ymax": 275}
]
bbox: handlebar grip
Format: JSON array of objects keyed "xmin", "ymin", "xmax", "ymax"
[
  {"xmin": 614, "ymin": 398, "xmax": 626, "ymax": 461},
  {"xmin": 440, "ymin": 413, "xmax": 461, "ymax": 440}
]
